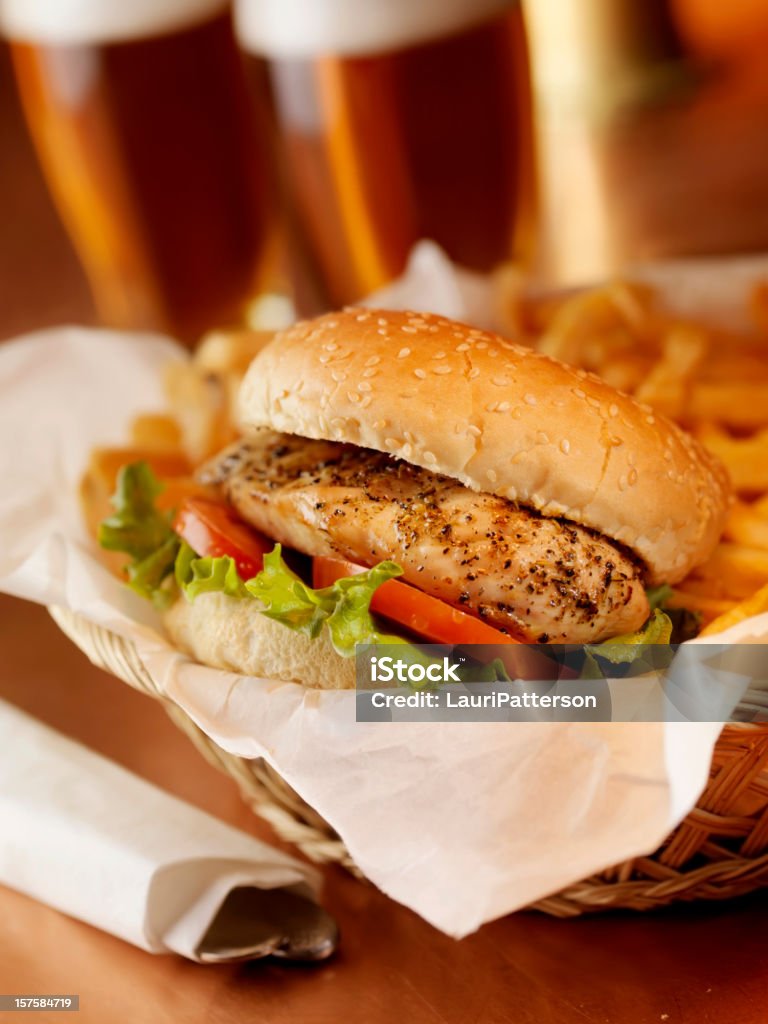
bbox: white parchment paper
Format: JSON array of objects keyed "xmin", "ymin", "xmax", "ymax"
[{"xmin": 1, "ymin": 250, "xmax": 766, "ymax": 937}]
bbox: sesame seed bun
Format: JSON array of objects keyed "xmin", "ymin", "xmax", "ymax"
[{"xmin": 238, "ymin": 309, "xmax": 731, "ymax": 584}]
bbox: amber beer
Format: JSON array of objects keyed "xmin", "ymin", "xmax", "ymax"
[
  {"xmin": 5, "ymin": 0, "xmax": 281, "ymax": 342},
  {"xmin": 236, "ymin": 0, "xmax": 533, "ymax": 309}
]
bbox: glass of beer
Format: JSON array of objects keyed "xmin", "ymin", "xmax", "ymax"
[
  {"xmin": 235, "ymin": 0, "xmax": 534, "ymax": 309},
  {"xmin": 4, "ymin": 0, "xmax": 283, "ymax": 343}
]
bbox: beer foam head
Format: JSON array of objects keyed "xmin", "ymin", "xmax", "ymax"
[
  {"xmin": 236, "ymin": 0, "xmax": 515, "ymax": 58},
  {"xmin": 0, "ymin": 0, "xmax": 228, "ymax": 45}
]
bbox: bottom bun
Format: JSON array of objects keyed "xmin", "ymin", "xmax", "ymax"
[{"xmin": 164, "ymin": 592, "xmax": 355, "ymax": 690}]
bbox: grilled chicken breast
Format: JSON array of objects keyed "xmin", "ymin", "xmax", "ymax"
[{"xmin": 200, "ymin": 431, "xmax": 650, "ymax": 643}]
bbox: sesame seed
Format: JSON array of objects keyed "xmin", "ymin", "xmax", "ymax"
[
  {"xmin": 373, "ymin": 419, "xmax": 387, "ymax": 430},
  {"xmin": 401, "ymin": 443, "xmax": 413, "ymax": 457},
  {"xmin": 468, "ymin": 368, "xmax": 480, "ymax": 380},
  {"xmin": 609, "ymin": 403, "xmax": 619, "ymax": 417},
  {"xmin": 492, "ymin": 376, "xmax": 510, "ymax": 387},
  {"xmin": 628, "ymin": 468, "xmax": 638, "ymax": 486},
  {"xmin": 433, "ymin": 365, "xmax": 452, "ymax": 375},
  {"xmin": 377, "ymin": 317, "xmax": 388, "ymax": 326},
  {"xmin": 360, "ymin": 395, "xmax": 372, "ymax": 408},
  {"xmin": 325, "ymin": 342, "xmax": 338, "ymax": 352},
  {"xmin": 414, "ymin": 368, "xmax": 427, "ymax": 379},
  {"xmin": 358, "ymin": 381, "xmax": 372, "ymax": 392},
  {"xmin": 486, "ymin": 401, "xmax": 498, "ymax": 412},
  {"xmin": 398, "ymin": 347, "xmax": 411, "ymax": 358},
  {"xmin": 524, "ymin": 393, "xmax": 537, "ymax": 405},
  {"xmin": 467, "ymin": 424, "xmax": 481, "ymax": 437},
  {"xmin": 365, "ymin": 355, "xmax": 381, "ymax": 367},
  {"xmin": 647, "ymin": 415, "xmax": 656, "ymax": 425},
  {"xmin": 475, "ymin": 341, "xmax": 488, "ymax": 350},
  {"xmin": 664, "ymin": 450, "xmax": 673, "ymax": 462},
  {"xmin": 573, "ymin": 388, "xmax": 586, "ymax": 399},
  {"xmin": 560, "ymin": 439, "xmax": 570, "ymax": 454},
  {"xmin": 384, "ymin": 437, "xmax": 398, "ymax": 450},
  {"xmin": 356, "ymin": 312, "xmax": 370, "ymax": 322},
  {"xmin": 618, "ymin": 475, "xmax": 628, "ymax": 491},
  {"xmin": 377, "ymin": 328, "xmax": 388, "ymax": 336},
  {"xmin": 488, "ymin": 349, "xmax": 499, "ymax": 358},
  {"xmin": 423, "ymin": 451, "xmax": 437, "ymax": 463},
  {"xmin": 456, "ymin": 343, "xmax": 470, "ymax": 352},
  {"xmin": 362, "ymin": 367, "xmax": 377, "ymax": 378},
  {"xmin": 348, "ymin": 391, "xmax": 361, "ymax": 403},
  {"xmin": 586, "ymin": 396, "xmax": 601, "ymax": 409},
  {"xmin": 537, "ymin": 431, "xmax": 549, "ymax": 444},
  {"xmin": 401, "ymin": 326, "xmax": 418, "ymax": 334},
  {"xmin": 497, "ymin": 401, "xmax": 511, "ymax": 412},
  {"xmin": 404, "ymin": 430, "xmax": 415, "ymax": 443},
  {"xmin": 487, "ymin": 469, "xmax": 498, "ymax": 483},
  {"xmin": 319, "ymin": 353, "xmax": 331, "ymax": 364},
  {"xmin": 331, "ymin": 370, "xmax": 347, "ymax": 383},
  {"xmin": 432, "ymin": 351, "xmax": 446, "ymax": 359}
]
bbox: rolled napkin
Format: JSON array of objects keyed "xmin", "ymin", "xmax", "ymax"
[{"xmin": 0, "ymin": 699, "xmax": 326, "ymax": 961}]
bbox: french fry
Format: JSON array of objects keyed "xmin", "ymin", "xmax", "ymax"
[
  {"xmin": 688, "ymin": 383, "xmax": 768, "ymax": 429},
  {"xmin": 724, "ymin": 502, "xmax": 768, "ymax": 551},
  {"xmin": 700, "ymin": 583, "xmax": 768, "ymax": 636},
  {"xmin": 595, "ymin": 354, "xmax": 652, "ymax": 393},
  {"xmin": 699, "ymin": 353, "xmax": 768, "ymax": 382},
  {"xmin": 537, "ymin": 281, "xmax": 655, "ymax": 366},
  {"xmin": 688, "ymin": 543, "xmax": 768, "ymax": 600},
  {"xmin": 194, "ymin": 328, "xmax": 276, "ymax": 376},
  {"xmin": 634, "ymin": 323, "xmax": 709, "ymax": 419},
  {"xmin": 667, "ymin": 590, "xmax": 736, "ymax": 624},
  {"xmin": 130, "ymin": 413, "xmax": 183, "ymax": 452},
  {"xmin": 164, "ymin": 361, "xmax": 235, "ymax": 465},
  {"xmin": 694, "ymin": 424, "xmax": 768, "ymax": 494}
]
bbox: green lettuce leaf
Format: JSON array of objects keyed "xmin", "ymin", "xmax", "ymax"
[
  {"xmin": 581, "ymin": 608, "xmax": 675, "ymax": 678},
  {"xmin": 99, "ymin": 462, "xmax": 180, "ymax": 607},
  {"xmin": 245, "ymin": 544, "xmax": 410, "ymax": 656},
  {"xmin": 593, "ymin": 607, "xmax": 674, "ymax": 662},
  {"xmin": 175, "ymin": 543, "xmax": 248, "ymax": 601},
  {"xmin": 646, "ymin": 583, "xmax": 701, "ymax": 643}
]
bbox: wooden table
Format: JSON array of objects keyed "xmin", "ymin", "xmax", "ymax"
[{"xmin": 1, "ymin": 38, "xmax": 768, "ymax": 1024}]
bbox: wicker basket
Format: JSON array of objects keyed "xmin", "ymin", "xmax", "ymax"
[{"xmin": 50, "ymin": 606, "xmax": 768, "ymax": 917}]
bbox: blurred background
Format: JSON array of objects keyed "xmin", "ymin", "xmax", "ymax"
[{"xmin": 3, "ymin": 0, "xmax": 768, "ymax": 344}]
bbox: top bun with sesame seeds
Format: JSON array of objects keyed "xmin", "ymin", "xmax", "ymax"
[{"xmin": 237, "ymin": 308, "xmax": 730, "ymax": 585}]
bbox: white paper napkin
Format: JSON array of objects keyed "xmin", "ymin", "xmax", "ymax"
[{"xmin": 0, "ymin": 699, "xmax": 320, "ymax": 960}]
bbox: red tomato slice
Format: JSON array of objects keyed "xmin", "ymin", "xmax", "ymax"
[
  {"xmin": 313, "ymin": 556, "xmax": 521, "ymax": 646},
  {"xmin": 173, "ymin": 498, "xmax": 272, "ymax": 581}
]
